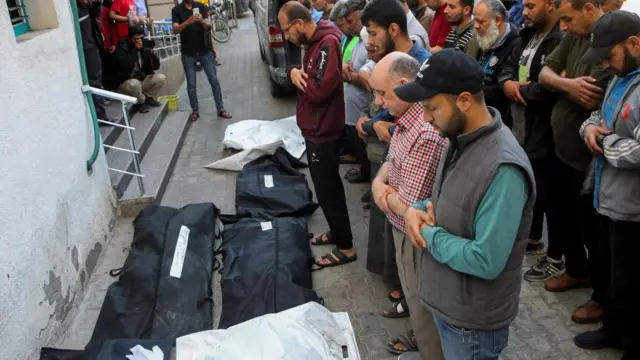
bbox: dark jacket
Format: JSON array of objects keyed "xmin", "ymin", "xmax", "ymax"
[
  {"xmin": 473, "ymin": 23, "xmax": 520, "ymax": 119},
  {"xmin": 287, "ymin": 20, "xmax": 345, "ymax": 143},
  {"xmin": 115, "ymin": 38, "xmax": 161, "ymax": 84},
  {"xmin": 499, "ymin": 24, "xmax": 564, "ymax": 158}
]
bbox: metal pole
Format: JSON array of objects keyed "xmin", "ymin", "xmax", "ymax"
[{"xmin": 121, "ymin": 103, "xmax": 146, "ymax": 196}]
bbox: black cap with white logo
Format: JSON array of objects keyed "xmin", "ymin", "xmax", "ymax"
[
  {"xmin": 582, "ymin": 10, "xmax": 640, "ymax": 65},
  {"xmin": 394, "ymin": 49, "xmax": 484, "ymax": 103}
]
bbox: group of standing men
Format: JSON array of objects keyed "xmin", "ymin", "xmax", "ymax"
[{"xmin": 278, "ymin": 0, "xmax": 639, "ymax": 358}]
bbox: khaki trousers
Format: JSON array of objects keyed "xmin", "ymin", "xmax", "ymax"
[
  {"xmin": 119, "ymin": 73, "xmax": 167, "ymax": 103},
  {"xmin": 392, "ymin": 228, "xmax": 444, "ymax": 360}
]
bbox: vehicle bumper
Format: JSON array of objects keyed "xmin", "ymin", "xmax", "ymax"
[{"xmin": 269, "ymin": 66, "xmax": 291, "ymax": 86}]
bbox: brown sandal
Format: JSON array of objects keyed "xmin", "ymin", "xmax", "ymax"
[
  {"xmin": 218, "ymin": 110, "xmax": 232, "ymax": 119},
  {"xmin": 190, "ymin": 111, "xmax": 200, "ymax": 122}
]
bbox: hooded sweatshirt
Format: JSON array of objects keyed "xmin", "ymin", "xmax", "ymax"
[{"xmin": 287, "ymin": 20, "xmax": 345, "ymax": 143}]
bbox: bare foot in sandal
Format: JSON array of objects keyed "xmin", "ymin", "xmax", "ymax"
[
  {"xmin": 387, "ymin": 330, "xmax": 418, "ymax": 355},
  {"xmin": 311, "ymin": 232, "xmax": 335, "ymax": 245},
  {"xmin": 315, "ymin": 248, "xmax": 357, "ymax": 267}
]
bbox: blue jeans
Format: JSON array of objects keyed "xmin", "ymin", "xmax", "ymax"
[
  {"xmin": 434, "ymin": 316, "xmax": 509, "ymax": 360},
  {"xmin": 181, "ymin": 51, "xmax": 224, "ymax": 112}
]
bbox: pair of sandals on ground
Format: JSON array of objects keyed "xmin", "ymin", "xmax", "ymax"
[
  {"xmin": 383, "ymin": 289, "xmax": 419, "ymax": 355},
  {"xmin": 312, "ymin": 233, "xmax": 416, "ymax": 354}
]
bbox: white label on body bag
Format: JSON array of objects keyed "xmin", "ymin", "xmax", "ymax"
[
  {"xmin": 261, "ymin": 221, "xmax": 273, "ymax": 231},
  {"xmin": 170, "ymin": 226, "xmax": 190, "ymax": 278},
  {"xmin": 264, "ymin": 175, "xmax": 274, "ymax": 188}
]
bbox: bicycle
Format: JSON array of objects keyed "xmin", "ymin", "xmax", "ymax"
[{"xmin": 208, "ymin": 3, "xmax": 232, "ymax": 43}]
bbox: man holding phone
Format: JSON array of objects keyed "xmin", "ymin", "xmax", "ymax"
[{"xmin": 172, "ymin": 0, "xmax": 232, "ymax": 121}]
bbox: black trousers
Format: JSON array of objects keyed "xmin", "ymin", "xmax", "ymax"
[
  {"xmin": 528, "ymin": 157, "xmax": 553, "ymax": 242},
  {"xmin": 345, "ymin": 125, "xmax": 371, "ymax": 179},
  {"xmin": 546, "ymin": 156, "xmax": 604, "ymax": 302},
  {"xmin": 365, "ymin": 159, "xmax": 401, "ymax": 289},
  {"xmin": 305, "ymin": 139, "xmax": 354, "ymax": 250},
  {"xmin": 599, "ymin": 216, "xmax": 640, "ymax": 357},
  {"xmin": 84, "ymin": 47, "xmax": 107, "ymax": 119}
]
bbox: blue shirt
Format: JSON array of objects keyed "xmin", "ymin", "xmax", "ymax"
[
  {"xmin": 412, "ymin": 165, "xmax": 529, "ymax": 280},
  {"xmin": 311, "ymin": 8, "xmax": 323, "ymax": 23},
  {"xmin": 509, "ymin": 0, "xmax": 524, "ymax": 27},
  {"xmin": 370, "ymin": 43, "xmax": 431, "ymax": 135}
]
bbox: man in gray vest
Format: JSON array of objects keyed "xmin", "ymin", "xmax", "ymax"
[{"xmin": 394, "ymin": 49, "xmax": 536, "ymax": 359}]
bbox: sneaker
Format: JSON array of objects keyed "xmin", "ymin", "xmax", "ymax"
[
  {"xmin": 526, "ymin": 240, "xmax": 546, "ymax": 255},
  {"xmin": 146, "ymin": 97, "xmax": 162, "ymax": 107},
  {"xmin": 524, "ymin": 257, "xmax": 565, "ymax": 282},
  {"xmin": 574, "ymin": 327, "xmax": 622, "ymax": 350}
]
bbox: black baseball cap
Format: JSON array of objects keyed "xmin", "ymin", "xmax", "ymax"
[
  {"xmin": 582, "ymin": 10, "xmax": 640, "ymax": 65},
  {"xmin": 394, "ymin": 49, "xmax": 484, "ymax": 103}
]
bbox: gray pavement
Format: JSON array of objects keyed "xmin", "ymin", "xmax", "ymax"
[{"xmin": 55, "ymin": 14, "xmax": 622, "ymax": 360}]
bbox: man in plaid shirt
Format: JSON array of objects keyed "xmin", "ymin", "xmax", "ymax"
[{"xmin": 370, "ymin": 52, "xmax": 448, "ymax": 358}]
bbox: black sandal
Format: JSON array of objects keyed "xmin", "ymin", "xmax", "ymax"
[
  {"xmin": 311, "ymin": 232, "xmax": 335, "ymax": 246},
  {"xmin": 387, "ymin": 330, "xmax": 418, "ymax": 355},
  {"xmin": 344, "ymin": 168, "xmax": 359, "ymax": 179},
  {"xmin": 315, "ymin": 248, "xmax": 358, "ymax": 268},
  {"xmin": 381, "ymin": 298, "xmax": 410, "ymax": 318},
  {"xmin": 388, "ymin": 289, "xmax": 403, "ymax": 302}
]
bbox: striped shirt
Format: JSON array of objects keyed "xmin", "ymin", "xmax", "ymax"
[
  {"xmin": 386, "ymin": 103, "xmax": 449, "ymax": 233},
  {"xmin": 444, "ymin": 21, "xmax": 475, "ymax": 52}
]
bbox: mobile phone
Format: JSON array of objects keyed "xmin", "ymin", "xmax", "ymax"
[{"xmin": 193, "ymin": 8, "xmax": 200, "ymax": 15}]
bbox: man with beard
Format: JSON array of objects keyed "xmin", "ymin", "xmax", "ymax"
[
  {"xmin": 396, "ymin": 49, "xmax": 536, "ymax": 360},
  {"xmin": 311, "ymin": 0, "xmax": 335, "ymax": 21},
  {"xmin": 538, "ymin": 0, "xmax": 611, "ymax": 325},
  {"xmin": 426, "ymin": 0, "xmax": 451, "ymax": 52},
  {"xmin": 279, "ymin": 2, "xmax": 357, "ymax": 267},
  {"xmin": 466, "ymin": 0, "xmax": 520, "ymax": 120},
  {"xmin": 443, "ymin": 0, "xmax": 475, "ymax": 51},
  {"xmin": 371, "ymin": 52, "xmax": 448, "ymax": 359},
  {"xmin": 574, "ymin": 11, "xmax": 640, "ymax": 358},
  {"xmin": 499, "ymin": 0, "xmax": 563, "ymax": 280}
]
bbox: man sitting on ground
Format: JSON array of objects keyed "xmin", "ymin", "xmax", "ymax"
[{"xmin": 116, "ymin": 25, "xmax": 166, "ymax": 113}]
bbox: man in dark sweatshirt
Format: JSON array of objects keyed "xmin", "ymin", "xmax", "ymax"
[
  {"xmin": 280, "ymin": 1, "xmax": 356, "ymax": 267},
  {"xmin": 467, "ymin": 0, "xmax": 520, "ymax": 120},
  {"xmin": 538, "ymin": 0, "xmax": 611, "ymax": 324}
]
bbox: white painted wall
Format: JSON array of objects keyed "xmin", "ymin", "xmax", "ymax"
[
  {"xmin": 0, "ymin": 2, "xmax": 117, "ymax": 359},
  {"xmin": 622, "ymin": 0, "xmax": 640, "ymax": 14}
]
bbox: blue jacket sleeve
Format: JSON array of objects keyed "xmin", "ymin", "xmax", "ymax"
[{"xmin": 420, "ymin": 165, "xmax": 530, "ymax": 280}]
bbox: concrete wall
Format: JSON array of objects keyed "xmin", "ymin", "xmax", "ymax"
[
  {"xmin": 0, "ymin": 2, "xmax": 118, "ymax": 359},
  {"xmin": 158, "ymin": 55, "xmax": 186, "ymax": 96}
]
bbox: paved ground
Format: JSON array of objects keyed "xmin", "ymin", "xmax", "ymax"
[{"xmin": 56, "ymin": 14, "xmax": 622, "ymax": 360}]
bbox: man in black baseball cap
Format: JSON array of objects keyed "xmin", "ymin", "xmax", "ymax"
[
  {"xmin": 394, "ymin": 48, "xmax": 484, "ymax": 138},
  {"xmin": 581, "ymin": 10, "xmax": 640, "ymax": 69},
  {"xmin": 397, "ymin": 48, "xmax": 537, "ymax": 359}
]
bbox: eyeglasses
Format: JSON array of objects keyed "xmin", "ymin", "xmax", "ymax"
[{"xmin": 281, "ymin": 22, "xmax": 295, "ymax": 33}]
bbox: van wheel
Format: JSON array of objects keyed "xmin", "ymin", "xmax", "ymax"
[{"xmin": 270, "ymin": 79, "xmax": 288, "ymax": 98}]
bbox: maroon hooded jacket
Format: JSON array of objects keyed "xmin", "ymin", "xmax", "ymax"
[{"xmin": 287, "ymin": 20, "xmax": 345, "ymax": 143}]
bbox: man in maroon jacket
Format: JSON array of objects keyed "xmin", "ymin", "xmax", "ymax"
[{"xmin": 279, "ymin": 1, "xmax": 357, "ymax": 267}]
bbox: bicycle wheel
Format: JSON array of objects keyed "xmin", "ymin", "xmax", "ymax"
[{"xmin": 213, "ymin": 18, "xmax": 231, "ymax": 43}]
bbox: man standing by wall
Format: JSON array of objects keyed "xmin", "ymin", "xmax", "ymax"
[
  {"xmin": 78, "ymin": 0, "xmax": 109, "ymax": 121},
  {"xmin": 279, "ymin": 2, "xmax": 356, "ymax": 267},
  {"xmin": 499, "ymin": 0, "xmax": 563, "ymax": 277},
  {"xmin": 370, "ymin": 52, "xmax": 448, "ymax": 359},
  {"xmin": 574, "ymin": 10, "xmax": 640, "ymax": 358},
  {"xmin": 443, "ymin": 0, "xmax": 475, "ymax": 51},
  {"xmin": 538, "ymin": 0, "xmax": 610, "ymax": 324},
  {"xmin": 396, "ymin": 49, "xmax": 536, "ymax": 360},
  {"xmin": 172, "ymin": 0, "xmax": 232, "ymax": 121}
]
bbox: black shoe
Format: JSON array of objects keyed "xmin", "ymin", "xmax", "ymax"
[
  {"xmin": 146, "ymin": 97, "xmax": 161, "ymax": 107},
  {"xmin": 134, "ymin": 103, "xmax": 150, "ymax": 113},
  {"xmin": 526, "ymin": 240, "xmax": 546, "ymax": 255},
  {"xmin": 360, "ymin": 190, "xmax": 371, "ymax": 202},
  {"xmin": 574, "ymin": 328, "xmax": 622, "ymax": 350}
]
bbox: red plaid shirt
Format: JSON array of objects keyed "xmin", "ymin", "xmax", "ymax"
[{"xmin": 387, "ymin": 103, "xmax": 448, "ymax": 233}]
